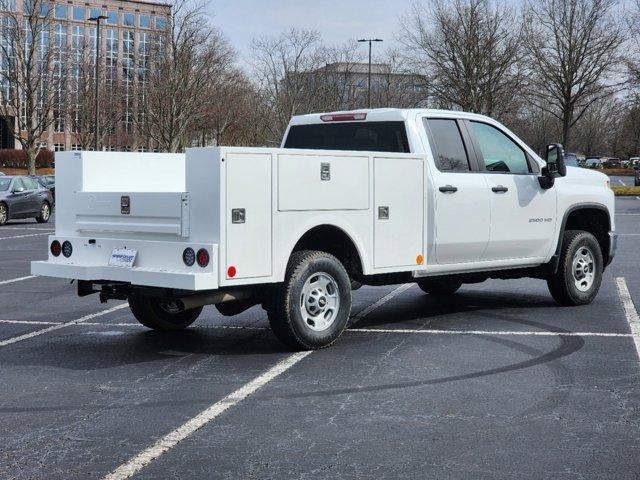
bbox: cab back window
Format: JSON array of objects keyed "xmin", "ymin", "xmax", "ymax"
[{"xmin": 284, "ymin": 121, "xmax": 410, "ymax": 153}]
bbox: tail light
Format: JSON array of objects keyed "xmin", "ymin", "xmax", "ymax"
[
  {"xmin": 62, "ymin": 241, "xmax": 73, "ymax": 258},
  {"xmin": 182, "ymin": 247, "xmax": 195, "ymax": 266},
  {"xmin": 50, "ymin": 240, "xmax": 61, "ymax": 257},
  {"xmin": 196, "ymin": 248, "xmax": 209, "ymax": 267}
]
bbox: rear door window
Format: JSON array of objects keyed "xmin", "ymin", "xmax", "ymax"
[
  {"xmin": 424, "ymin": 119, "xmax": 471, "ymax": 172},
  {"xmin": 284, "ymin": 121, "xmax": 410, "ymax": 153}
]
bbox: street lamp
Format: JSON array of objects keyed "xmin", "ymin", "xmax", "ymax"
[
  {"xmin": 88, "ymin": 14, "xmax": 107, "ymax": 151},
  {"xmin": 357, "ymin": 38, "xmax": 383, "ymax": 109}
]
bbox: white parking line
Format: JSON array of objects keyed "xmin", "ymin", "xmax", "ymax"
[
  {"xmin": 352, "ymin": 283, "xmax": 414, "ymax": 320},
  {"xmin": 102, "ymin": 283, "xmax": 411, "ymax": 480},
  {"xmin": 0, "ymin": 303, "xmax": 127, "ymax": 348},
  {"xmin": 0, "ymin": 232, "xmax": 50, "ymax": 240},
  {"xmin": 350, "ymin": 328, "xmax": 632, "ymax": 337},
  {"xmin": 0, "ymin": 275, "xmax": 36, "ymax": 286},
  {"xmin": 0, "ymin": 319, "xmax": 60, "ymax": 325},
  {"xmin": 615, "ymin": 277, "xmax": 640, "ymax": 359},
  {"xmin": 103, "ymin": 351, "xmax": 312, "ymax": 480},
  {"xmin": 0, "ymin": 227, "xmax": 54, "ymax": 231},
  {"xmin": 618, "ymin": 179, "xmax": 626, "ymax": 185}
]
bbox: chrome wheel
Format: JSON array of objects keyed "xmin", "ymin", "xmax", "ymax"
[
  {"xmin": 41, "ymin": 203, "xmax": 50, "ymax": 221},
  {"xmin": 572, "ymin": 246, "xmax": 595, "ymax": 292},
  {"xmin": 0, "ymin": 204, "xmax": 6, "ymax": 224},
  {"xmin": 299, "ymin": 272, "xmax": 340, "ymax": 332}
]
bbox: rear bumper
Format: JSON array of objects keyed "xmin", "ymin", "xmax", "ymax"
[
  {"xmin": 607, "ymin": 231, "xmax": 618, "ymax": 266},
  {"xmin": 31, "ymin": 235, "xmax": 219, "ymax": 291},
  {"xmin": 31, "ymin": 261, "xmax": 218, "ymax": 290}
]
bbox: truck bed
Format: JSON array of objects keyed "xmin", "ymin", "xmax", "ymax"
[{"xmin": 32, "ymin": 147, "xmax": 428, "ymax": 291}]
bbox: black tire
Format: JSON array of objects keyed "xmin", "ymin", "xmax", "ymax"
[
  {"xmin": 416, "ymin": 278, "xmax": 462, "ymax": 295},
  {"xmin": 35, "ymin": 201, "xmax": 51, "ymax": 223},
  {"xmin": 0, "ymin": 202, "xmax": 7, "ymax": 226},
  {"xmin": 128, "ymin": 295, "xmax": 202, "ymax": 330},
  {"xmin": 267, "ymin": 250, "xmax": 351, "ymax": 350},
  {"xmin": 547, "ymin": 230, "xmax": 603, "ymax": 306}
]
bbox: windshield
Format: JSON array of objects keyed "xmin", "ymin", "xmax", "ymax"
[
  {"xmin": 284, "ymin": 121, "xmax": 410, "ymax": 153},
  {"xmin": 39, "ymin": 176, "xmax": 54, "ymax": 186},
  {"xmin": 0, "ymin": 178, "xmax": 11, "ymax": 191}
]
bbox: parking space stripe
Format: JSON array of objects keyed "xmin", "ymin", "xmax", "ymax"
[
  {"xmin": 351, "ymin": 283, "xmax": 413, "ymax": 320},
  {"xmin": 0, "ymin": 303, "xmax": 127, "ymax": 348},
  {"xmin": 0, "ymin": 319, "xmax": 60, "ymax": 325},
  {"xmin": 0, "ymin": 232, "xmax": 50, "ymax": 240},
  {"xmin": 101, "ymin": 283, "xmax": 411, "ymax": 480},
  {"xmin": 615, "ymin": 277, "xmax": 640, "ymax": 359},
  {"xmin": 350, "ymin": 328, "xmax": 633, "ymax": 337},
  {"xmin": 0, "ymin": 276, "xmax": 36, "ymax": 286},
  {"xmin": 0, "ymin": 227, "xmax": 54, "ymax": 231},
  {"xmin": 103, "ymin": 351, "xmax": 312, "ymax": 480}
]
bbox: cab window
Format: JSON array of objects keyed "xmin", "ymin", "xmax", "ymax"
[
  {"xmin": 424, "ymin": 118, "xmax": 471, "ymax": 172},
  {"xmin": 470, "ymin": 121, "xmax": 530, "ymax": 174}
]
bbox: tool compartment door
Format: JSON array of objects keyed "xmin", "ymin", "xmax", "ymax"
[
  {"xmin": 373, "ymin": 156, "xmax": 424, "ymax": 268},
  {"xmin": 225, "ymin": 152, "xmax": 272, "ymax": 279}
]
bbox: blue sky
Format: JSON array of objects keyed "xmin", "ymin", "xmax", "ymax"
[{"xmin": 208, "ymin": 0, "xmax": 416, "ymax": 67}]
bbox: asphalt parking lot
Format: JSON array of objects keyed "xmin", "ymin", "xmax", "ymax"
[{"xmin": 1, "ymin": 201, "xmax": 639, "ymax": 480}]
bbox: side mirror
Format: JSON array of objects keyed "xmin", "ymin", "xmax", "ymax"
[
  {"xmin": 12, "ymin": 186, "xmax": 24, "ymax": 193},
  {"xmin": 545, "ymin": 144, "xmax": 566, "ymax": 177}
]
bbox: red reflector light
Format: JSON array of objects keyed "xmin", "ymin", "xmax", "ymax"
[
  {"xmin": 196, "ymin": 248, "xmax": 209, "ymax": 268},
  {"xmin": 227, "ymin": 266, "xmax": 236, "ymax": 278},
  {"xmin": 320, "ymin": 113, "xmax": 367, "ymax": 122},
  {"xmin": 50, "ymin": 240, "xmax": 61, "ymax": 257}
]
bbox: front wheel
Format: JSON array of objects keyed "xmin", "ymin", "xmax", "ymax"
[
  {"xmin": 0, "ymin": 203, "xmax": 7, "ymax": 225},
  {"xmin": 267, "ymin": 250, "xmax": 351, "ymax": 350},
  {"xmin": 128, "ymin": 295, "xmax": 202, "ymax": 330},
  {"xmin": 547, "ymin": 230, "xmax": 603, "ymax": 306},
  {"xmin": 36, "ymin": 201, "xmax": 51, "ymax": 223}
]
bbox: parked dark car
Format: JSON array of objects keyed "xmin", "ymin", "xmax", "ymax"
[
  {"xmin": 604, "ymin": 157, "xmax": 621, "ymax": 168},
  {"xmin": 0, "ymin": 176, "xmax": 53, "ymax": 225},
  {"xmin": 33, "ymin": 175, "xmax": 55, "ymax": 201},
  {"xmin": 635, "ymin": 167, "xmax": 640, "ymax": 187}
]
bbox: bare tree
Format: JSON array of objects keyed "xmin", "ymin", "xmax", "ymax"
[
  {"xmin": 69, "ymin": 39, "xmax": 122, "ymax": 150},
  {"xmin": 138, "ymin": 0, "xmax": 235, "ymax": 152},
  {"xmin": 0, "ymin": 0, "xmax": 60, "ymax": 174},
  {"xmin": 399, "ymin": 0, "xmax": 524, "ymax": 117},
  {"xmin": 251, "ymin": 29, "xmax": 327, "ymax": 144},
  {"xmin": 524, "ymin": 0, "xmax": 625, "ymax": 150},
  {"xmin": 195, "ymin": 69, "xmax": 259, "ymax": 147}
]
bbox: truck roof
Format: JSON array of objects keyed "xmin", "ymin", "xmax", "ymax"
[{"xmin": 288, "ymin": 108, "xmax": 497, "ymax": 126}]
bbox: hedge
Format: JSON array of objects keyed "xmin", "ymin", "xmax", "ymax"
[
  {"xmin": 611, "ymin": 186, "xmax": 640, "ymax": 196},
  {"xmin": 0, "ymin": 149, "xmax": 54, "ymax": 168}
]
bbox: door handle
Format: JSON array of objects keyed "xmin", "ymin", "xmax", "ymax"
[
  {"xmin": 439, "ymin": 185, "xmax": 458, "ymax": 193},
  {"xmin": 491, "ymin": 185, "xmax": 509, "ymax": 193}
]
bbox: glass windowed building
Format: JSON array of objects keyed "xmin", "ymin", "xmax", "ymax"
[{"xmin": 0, "ymin": 0, "xmax": 170, "ymax": 152}]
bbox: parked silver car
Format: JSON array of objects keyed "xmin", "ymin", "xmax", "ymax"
[{"xmin": 0, "ymin": 176, "xmax": 54, "ymax": 225}]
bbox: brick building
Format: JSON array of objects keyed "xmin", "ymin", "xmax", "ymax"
[{"xmin": 0, "ymin": 0, "xmax": 171, "ymax": 152}]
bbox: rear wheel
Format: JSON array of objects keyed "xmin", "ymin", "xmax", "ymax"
[
  {"xmin": 267, "ymin": 250, "xmax": 351, "ymax": 350},
  {"xmin": 36, "ymin": 201, "xmax": 51, "ymax": 223},
  {"xmin": 416, "ymin": 278, "xmax": 462, "ymax": 295},
  {"xmin": 0, "ymin": 203, "xmax": 7, "ymax": 225},
  {"xmin": 547, "ymin": 230, "xmax": 603, "ymax": 306},
  {"xmin": 128, "ymin": 295, "xmax": 202, "ymax": 330}
]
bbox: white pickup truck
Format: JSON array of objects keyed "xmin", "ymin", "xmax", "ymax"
[{"xmin": 32, "ymin": 109, "xmax": 616, "ymax": 349}]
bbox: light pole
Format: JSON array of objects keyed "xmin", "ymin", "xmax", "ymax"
[
  {"xmin": 88, "ymin": 15, "xmax": 107, "ymax": 151},
  {"xmin": 357, "ymin": 38, "xmax": 383, "ymax": 109}
]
